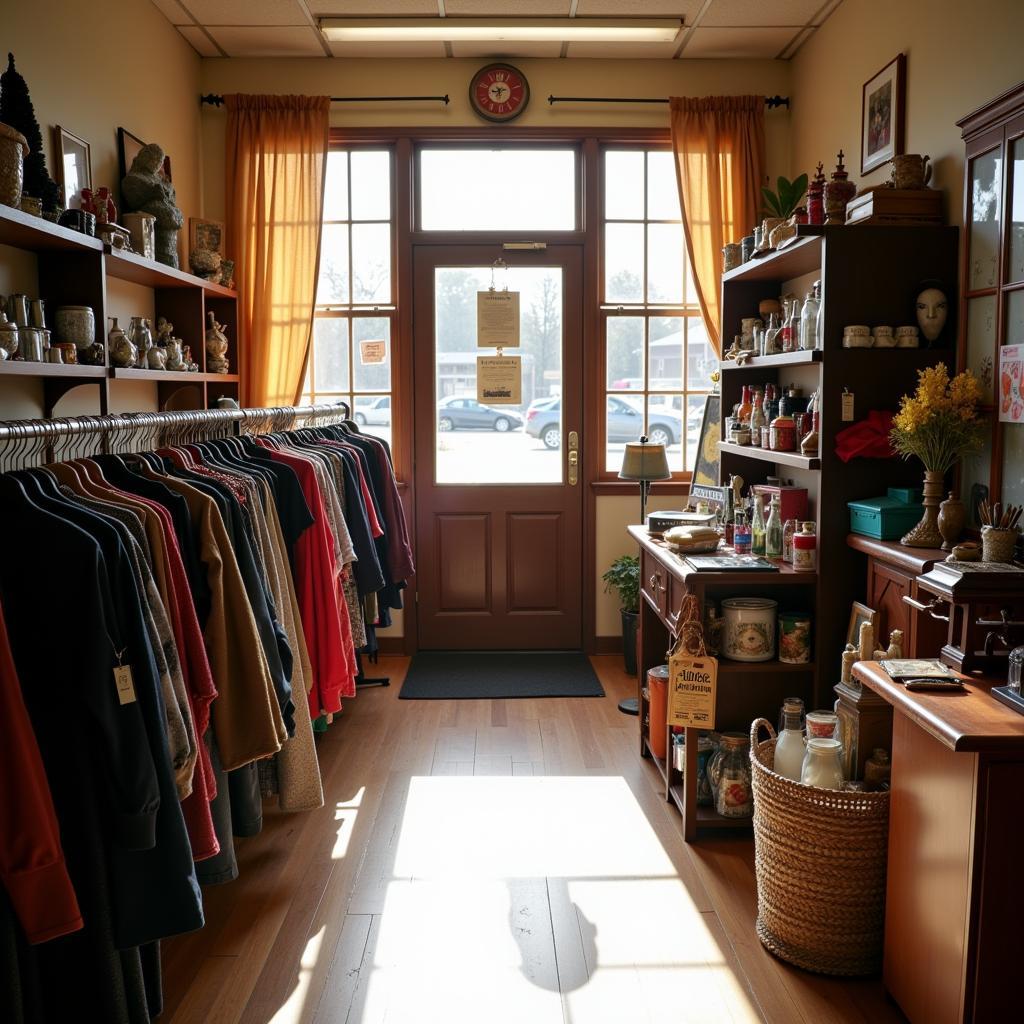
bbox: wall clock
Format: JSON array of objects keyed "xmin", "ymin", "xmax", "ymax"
[{"xmin": 469, "ymin": 63, "xmax": 530, "ymax": 123}]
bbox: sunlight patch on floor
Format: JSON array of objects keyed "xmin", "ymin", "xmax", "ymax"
[{"xmin": 270, "ymin": 926, "xmax": 326, "ymax": 1024}]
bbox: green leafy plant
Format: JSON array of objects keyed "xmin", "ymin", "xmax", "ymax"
[
  {"xmin": 602, "ymin": 554, "xmax": 640, "ymax": 614},
  {"xmin": 762, "ymin": 174, "xmax": 808, "ymax": 219}
]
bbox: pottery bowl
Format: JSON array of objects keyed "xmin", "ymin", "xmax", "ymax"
[{"xmin": 843, "ymin": 334, "xmax": 875, "ymax": 348}]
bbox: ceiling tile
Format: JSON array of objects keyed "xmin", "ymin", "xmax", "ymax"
[
  {"xmin": 576, "ymin": 0, "xmax": 701, "ymax": 17},
  {"xmin": 700, "ymin": 0, "xmax": 825, "ymax": 27},
  {"xmin": 208, "ymin": 25, "xmax": 326, "ymax": 56},
  {"xmin": 326, "ymin": 39, "xmax": 448, "ymax": 56},
  {"xmin": 177, "ymin": 25, "xmax": 222, "ymax": 55},
  {"xmin": 681, "ymin": 26, "xmax": 795, "ymax": 58},
  {"xmin": 443, "ymin": 1, "xmax": 572, "ymax": 13},
  {"xmin": 180, "ymin": 0, "xmax": 309, "ymax": 25},
  {"xmin": 307, "ymin": 0, "xmax": 437, "ymax": 12},
  {"xmin": 449, "ymin": 41, "xmax": 564, "ymax": 58},
  {"xmin": 566, "ymin": 40, "xmax": 683, "ymax": 58},
  {"xmin": 150, "ymin": 0, "xmax": 193, "ymax": 24}
]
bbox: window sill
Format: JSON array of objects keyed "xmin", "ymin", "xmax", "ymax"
[{"xmin": 590, "ymin": 479, "xmax": 691, "ymax": 497}]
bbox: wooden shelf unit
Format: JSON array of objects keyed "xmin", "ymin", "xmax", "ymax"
[
  {"xmin": 0, "ymin": 204, "xmax": 240, "ymax": 415},
  {"xmin": 719, "ymin": 224, "xmax": 960, "ymax": 707}
]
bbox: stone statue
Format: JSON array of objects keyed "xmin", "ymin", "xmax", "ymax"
[
  {"xmin": 873, "ymin": 629, "xmax": 904, "ymax": 662},
  {"xmin": 205, "ymin": 311, "xmax": 229, "ymax": 374},
  {"xmin": 121, "ymin": 143, "xmax": 183, "ymax": 268},
  {"xmin": 841, "ymin": 644, "xmax": 858, "ymax": 686}
]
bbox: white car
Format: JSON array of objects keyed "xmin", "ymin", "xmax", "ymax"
[{"xmin": 354, "ymin": 396, "xmax": 391, "ymax": 426}]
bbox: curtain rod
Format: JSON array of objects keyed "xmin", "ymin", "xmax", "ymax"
[
  {"xmin": 200, "ymin": 93, "xmax": 450, "ymax": 107},
  {"xmin": 547, "ymin": 94, "xmax": 790, "ymax": 109}
]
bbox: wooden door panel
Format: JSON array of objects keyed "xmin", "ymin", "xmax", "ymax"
[
  {"xmin": 437, "ymin": 514, "xmax": 491, "ymax": 612},
  {"xmin": 507, "ymin": 512, "xmax": 561, "ymax": 612}
]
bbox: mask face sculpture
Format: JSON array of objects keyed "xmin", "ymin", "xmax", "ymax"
[
  {"xmin": 121, "ymin": 143, "xmax": 183, "ymax": 268},
  {"xmin": 916, "ymin": 286, "xmax": 948, "ymax": 343}
]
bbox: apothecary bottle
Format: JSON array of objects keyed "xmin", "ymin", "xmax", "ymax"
[
  {"xmin": 800, "ymin": 282, "xmax": 820, "ymax": 350},
  {"xmin": 751, "ymin": 494, "xmax": 766, "ymax": 555},
  {"xmin": 749, "ymin": 390, "xmax": 765, "ymax": 447},
  {"xmin": 738, "ymin": 385, "xmax": 753, "ymax": 424},
  {"xmin": 733, "ymin": 508, "xmax": 752, "ymax": 554},
  {"xmin": 780, "ymin": 297, "xmax": 800, "ymax": 353},
  {"xmin": 709, "ymin": 733, "xmax": 753, "ymax": 817},
  {"xmin": 765, "ymin": 495, "xmax": 783, "ymax": 558},
  {"xmin": 782, "ymin": 518, "xmax": 798, "ymax": 562},
  {"xmin": 774, "ymin": 703, "xmax": 806, "ymax": 781},
  {"xmin": 763, "ymin": 313, "xmax": 781, "ymax": 355}
]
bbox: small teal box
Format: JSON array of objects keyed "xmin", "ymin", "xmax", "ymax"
[
  {"xmin": 848, "ymin": 495, "xmax": 924, "ymax": 540},
  {"xmin": 886, "ymin": 486, "xmax": 922, "ymax": 504}
]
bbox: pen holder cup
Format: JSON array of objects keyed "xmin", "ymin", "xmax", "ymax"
[{"xmin": 981, "ymin": 526, "xmax": 1017, "ymax": 564}]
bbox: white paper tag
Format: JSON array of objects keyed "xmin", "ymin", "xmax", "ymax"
[
  {"xmin": 841, "ymin": 391, "xmax": 855, "ymax": 421},
  {"xmin": 114, "ymin": 664, "xmax": 137, "ymax": 705}
]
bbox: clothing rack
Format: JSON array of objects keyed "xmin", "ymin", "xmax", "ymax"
[
  {"xmin": 200, "ymin": 93, "xmax": 450, "ymax": 107},
  {"xmin": 547, "ymin": 94, "xmax": 790, "ymax": 108}
]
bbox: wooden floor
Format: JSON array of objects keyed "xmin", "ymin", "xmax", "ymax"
[{"xmin": 161, "ymin": 656, "xmax": 905, "ymax": 1024}]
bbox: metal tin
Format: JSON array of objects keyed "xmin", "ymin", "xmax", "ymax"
[
  {"xmin": 779, "ymin": 612, "xmax": 812, "ymax": 663},
  {"xmin": 769, "ymin": 414, "xmax": 797, "ymax": 452},
  {"xmin": 722, "ymin": 597, "xmax": 778, "ymax": 662},
  {"xmin": 17, "ymin": 326, "xmax": 44, "ymax": 361}
]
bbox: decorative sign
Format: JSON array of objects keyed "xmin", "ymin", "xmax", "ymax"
[
  {"xmin": 841, "ymin": 389, "xmax": 855, "ymax": 422},
  {"xmin": 477, "ymin": 290, "xmax": 520, "ymax": 348},
  {"xmin": 668, "ymin": 653, "xmax": 718, "ymax": 729},
  {"xmin": 477, "ymin": 355, "xmax": 522, "ymax": 405},
  {"xmin": 999, "ymin": 344, "xmax": 1024, "ymax": 422},
  {"xmin": 359, "ymin": 339, "xmax": 387, "ymax": 365}
]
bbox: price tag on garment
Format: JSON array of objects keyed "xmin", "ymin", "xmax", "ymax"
[
  {"xmin": 668, "ymin": 653, "xmax": 718, "ymax": 729},
  {"xmin": 113, "ymin": 664, "xmax": 138, "ymax": 705},
  {"xmin": 841, "ymin": 390, "xmax": 855, "ymax": 421},
  {"xmin": 477, "ymin": 290, "xmax": 520, "ymax": 347},
  {"xmin": 477, "ymin": 355, "xmax": 522, "ymax": 405},
  {"xmin": 359, "ymin": 339, "xmax": 387, "ymax": 365}
]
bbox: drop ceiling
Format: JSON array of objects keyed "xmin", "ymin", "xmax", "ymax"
[{"xmin": 152, "ymin": 0, "xmax": 844, "ymax": 60}]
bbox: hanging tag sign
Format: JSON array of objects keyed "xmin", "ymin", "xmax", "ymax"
[
  {"xmin": 113, "ymin": 664, "xmax": 138, "ymax": 706},
  {"xmin": 841, "ymin": 389, "xmax": 855, "ymax": 422},
  {"xmin": 668, "ymin": 653, "xmax": 718, "ymax": 728},
  {"xmin": 477, "ymin": 290, "xmax": 520, "ymax": 348},
  {"xmin": 477, "ymin": 355, "xmax": 522, "ymax": 405},
  {"xmin": 359, "ymin": 339, "xmax": 387, "ymax": 365}
]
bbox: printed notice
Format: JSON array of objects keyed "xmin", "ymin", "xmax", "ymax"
[
  {"xmin": 477, "ymin": 355, "xmax": 522, "ymax": 405},
  {"xmin": 668, "ymin": 654, "xmax": 718, "ymax": 729},
  {"xmin": 359, "ymin": 339, "xmax": 387, "ymax": 365},
  {"xmin": 477, "ymin": 290, "xmax": 520, "ymax": 348},
  {"xmin": 999, "ymin": 344, "xmax": 1023, "ymax": 422}
]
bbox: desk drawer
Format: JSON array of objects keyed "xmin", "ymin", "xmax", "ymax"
[{"xmin": 642, "ymin": 549, "xmax": 669, "ymax": 619}]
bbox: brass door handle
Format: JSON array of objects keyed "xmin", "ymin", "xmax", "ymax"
[{"xmin": 568, "ymin": 449, "xmax": 578, "ymax": 485}]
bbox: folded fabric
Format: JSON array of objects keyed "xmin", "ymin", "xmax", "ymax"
[{"xmin": 834, "ymin": 410, "xmax": 896, "ymax": 463}]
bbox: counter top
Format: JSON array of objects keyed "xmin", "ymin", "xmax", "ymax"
[
  {"xmin": 853, "ymin": 660, "xmax": 1024, "ymax": 753},
  {"xmin": 846, "ymin": 534, "xmax": 946, "ymax": 576}
]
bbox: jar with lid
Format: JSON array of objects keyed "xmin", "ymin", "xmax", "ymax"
[
  {"xmin": 769, "ymin": 414, "xmax": 797, "ymax": 452},
  {"xmin": 792, "ymin": 521, "xmax": 816, "ymax": 571},
  {"xmin": 864, "ymin": 748, "xmax": 891, "ymax": 791},
  {"xmin": 708, "ymin": 732, "xmax": 753, "ymax": 817},
  {"xmin": 801, "ymin": 737, "xmax": 844, "ymax": 789}
]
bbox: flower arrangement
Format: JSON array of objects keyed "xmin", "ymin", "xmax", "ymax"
[{"xmin": 890, "ymin": 363, "xmax": 985, "ymax": 474}]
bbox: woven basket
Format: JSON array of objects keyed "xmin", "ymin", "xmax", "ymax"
[{"xmin": 749, "ymin": 719, "xmax": 890, "ymax": 976}]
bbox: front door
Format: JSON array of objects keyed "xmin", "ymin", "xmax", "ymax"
[{"xmin": 413, "ymin": 244, "xmax": 583, "ymax": 649}]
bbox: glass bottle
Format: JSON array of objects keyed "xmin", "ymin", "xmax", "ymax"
[
  {"xmin": 738, "ymin": 384, "xmax": 753, "ymax": 425},
  {"xmin": 765, "ymin": 494, "xmax": 783, "ymax": 558},
  {"xmin": 792, "ymin": 521, "xmax": 817, "ymax": 572},
  {"xmin": 774, "ymin": 703, "xmax": 806, "ymax": 781},
  {"xmin": 782, "ymin": 518, "xmax": 798, "ymax": 562},
  {"xmin": 751, "ymin": 494, "xmax": 766, "ymax": 555},
  {"xmin": 762, "ymin": 383, "xmax": 775, "ymax": 423},
  {"xmin": 801, "ymin": 281, "xmax": 820, "ymax": 350},
  {"xmin": 815, "ymin": 291, "xmax": 824, "ymax": 349},
  {"xmin": 864, "ymin": 748, "xmax": 892, "ymax": 791},
  {"xmin": 801, "ymin": 738, "xmax": 844, "ymax": 789},
  {"xmin": 733, "ymin": 508, "xmax": 752, "ymax": 554},
  {"xmin": 709, "ymin": 733, "xmax": 753, "ymax": 817},
  {"xmin": 749, "ymin": 389, "xmax": 765, "ymax": 447},
  {"xmin": 780, "ymin": 297, "xmax": 800, "ymax": 353},
  {"xmin": 777, "ymin": 695, "xmax": 804, "ymax": 734},
  {"xmin": 763, "ymin": 313, "xmax": 781, "ymax": 355}
]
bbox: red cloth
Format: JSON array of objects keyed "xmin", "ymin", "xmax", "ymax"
[
  {"xmin": 834, "ymin": 411, "xmax": 896, "ymax": 463},
  {"xmin": 0, "ymin": 601, "xmax": 84, "ymax": 944}
]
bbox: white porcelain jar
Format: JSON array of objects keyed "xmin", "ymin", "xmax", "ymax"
[
  {"xmin": 721, "ymin": 597, "xmax": 777, "ymax": 662},
  {"xmin": 800, "ymin": 738, "xmax": 844, "ymax": 789}
]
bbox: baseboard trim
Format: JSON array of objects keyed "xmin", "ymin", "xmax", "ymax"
[{"xmin": 594, "ymin": 635, "xmax": 624, "ymax": 655}]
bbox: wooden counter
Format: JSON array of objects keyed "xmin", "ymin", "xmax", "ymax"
[{"xmin": 854, "ymin": 661, "xmax": 1024, "ymax": 1024}]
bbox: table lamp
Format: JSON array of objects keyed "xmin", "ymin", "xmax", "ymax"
[{"xmin": 619, "ymin": 435, "xmax": 671, "ymax": 525}]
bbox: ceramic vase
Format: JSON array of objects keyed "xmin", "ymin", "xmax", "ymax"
[
  {"xmin": 0, "ymin": 123, "xmax": 28, "ymax": 208},
  {"xmin": 937, "ymin": 491, "xmax": 966, "ymax": 551},
  {"xmin": 901, "ymin": 470, "xmax": 945, "ymax": 548},
  {"xmin": 825, "ymin": 152, "xmax": 856, "ymax": 225}
]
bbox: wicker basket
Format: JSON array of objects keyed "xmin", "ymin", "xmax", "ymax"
[{"xmin": 749, "ymin": 719, "xmax": 890, "ymax": 976}]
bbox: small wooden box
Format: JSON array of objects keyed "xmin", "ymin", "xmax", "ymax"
[{"xmin": 845, "ymin": 187, "xmax": 943, "ymax": 226}]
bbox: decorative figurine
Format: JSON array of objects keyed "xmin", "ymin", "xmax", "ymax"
[
  {"xmin": 824, "ymin": 151, "xmax": 856, "ymax": 225},
  {"xmin": 108, "ymin": 317, "xmax": 137, "ymax": 367},
  {"xmin": 189, "ymin": 245, "xmax": 222, "ymax": 281},
  {"xmin": 147, "ymin": 342, "xmax": 166, "ymax": 370},
  {"xmin": 873, "ymin": 629, "xmax": 904, "ymax": 661},
  {"xmin": 121, "ymin": 143, "xmax": 183, "ymax": 268},
  {"xmin": 82, "ymin": 186, "xmax": 117, "ymax": 225},
  {"xmin": 219, "ymin": 258, "xmax": 235, "ymax": 289},
  {"xmin": 841, "ymin": 644, "xmax": 858, "ymax": 685},
  {"xmin": 807, "ymin": 162, "xmax": 826, "ymax": 225},
  {"xmin": 205, "ymin": 311, "xmax": 229, "ymax": 374},
  {"xmin": 128, "ymin": 316, "xmax": 152, "ymax": 366},
  {"xmin": 858, "ymin": 620, "xmax": 876, "ymax": 664},
  {"xmin": 915, "ymin": 282, "xmax": 948, "ymax": 344},
  {"xmin": 181, "ymin": 344, "xmax": 199, "ymax": 372}
]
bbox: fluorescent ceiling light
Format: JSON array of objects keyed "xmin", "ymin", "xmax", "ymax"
[{"xmin": 319, "ymin": 18, "xmax": 682, "ymax": 44}]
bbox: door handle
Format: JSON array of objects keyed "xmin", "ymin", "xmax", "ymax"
[{"xmin": 568, "ymin": 430, "xmax": 579, "ymax": 486}]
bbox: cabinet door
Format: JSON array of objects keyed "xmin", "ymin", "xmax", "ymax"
[{"xmin": 868, "ymin": 560, "xmax": 913, "ymax": 647}]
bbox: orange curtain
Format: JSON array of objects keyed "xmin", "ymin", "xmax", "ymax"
[
  {"xmin": 669, "ymin": 96, "xmax": 765, "ymax": 356},
  {"xmin": 225, "ymin": 94, "xmax": 330, "ymax": 406}
]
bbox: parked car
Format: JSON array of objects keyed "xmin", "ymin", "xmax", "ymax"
[
  {"xmin": 526, "ymin": 396, "xmax": 683, "ymax": 450},
  {"xmin": 354, "ymin": 396, "xmax": 391, "ymax": 426},
  {"xmin": 437, "ymin": 396, "xmax": 523, "ymax": 433}
]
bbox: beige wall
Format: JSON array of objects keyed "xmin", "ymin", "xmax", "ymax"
[{"xmin": 790, "ymin": 0, "xmax": 1024, "ymax": 228}]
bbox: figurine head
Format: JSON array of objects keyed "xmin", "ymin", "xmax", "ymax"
[
  {"xmin": 916, "ymin": 281, "xmax": 948, "ymax": 342},
  {"xmin": 130, "ymin": 143, "xmax": 166, "ymax": 176}
]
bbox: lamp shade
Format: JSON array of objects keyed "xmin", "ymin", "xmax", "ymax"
[{"xmin": 619, "ymin": 440, "xmax": 671, "ymax": 482}]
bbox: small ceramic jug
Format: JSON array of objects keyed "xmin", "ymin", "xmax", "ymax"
[
  {"xmin": 890, "ymin": 153, "xmax": 932, "ymax": 190},
  {"xmin": 108, "ymin": 317, "xmax": 137, "ymax": 368}
]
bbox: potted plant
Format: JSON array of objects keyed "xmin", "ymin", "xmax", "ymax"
[
  {"xmin": 762, "ymin": 174, "xmax": 809, "ymax": 220},
  {"xmin": 603, "ymin": 554, "xmax": 640, "ymax": 674}
]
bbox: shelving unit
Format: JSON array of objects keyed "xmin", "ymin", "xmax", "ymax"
[{"xmin": 0, "ymin": 204, "xmax": 240, "ymax": 415}]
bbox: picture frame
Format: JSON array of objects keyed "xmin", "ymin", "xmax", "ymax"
[
  {"xmin": 54, "ymin": 125, "xmax": 91, "ymax": 210},
  {"xmin": 691, "ymin": 392, "xmax": 722, "ymax": 488},
  {"xmin": 117, "ymin": 126, "xmax": 172, "ymax": 186},
  {"xmin": 847, "ymin": 602, "xmax": 879, "ymax": 648},
  {"xmin": 189, "ymin": 217, "xmax": 225, "ymax": 255},
  {"xmin": 861, "ymin": 53, "xmax": 906, "ymax": 176}
]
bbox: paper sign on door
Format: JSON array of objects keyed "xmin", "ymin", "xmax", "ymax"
[
  {"xmin": 668, "ymin": 654, "xmax": 718, "ymax": 729},
  {"xmin": 359, "ymin": 339, "xmax": 387, "ymax": 365},
  {"xmin": 477, "ymin": 290, "xmax": 520, "ymax": 348},
  {"xmin": 477, "ymin": 356, "xmax": 522, "ymax": 405}
]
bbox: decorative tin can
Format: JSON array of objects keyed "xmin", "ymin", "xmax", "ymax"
[
  {"xmin": 722, "ymin": 597, "xmax": 777, "ymax": 662},
  {"xmin": 779, "ymin": 612, "xmax": 812, "ymax": 664},
  {"xmin": 769, "ymin": 414, "xmax": 797, "ymax": 452},
  {"xmin": 722, "ymin": 242, "xmax": 742, "ymax": 272},
  {"xmin": 792, "ymin": 522, "xmax": 817, "ymax": 572}
]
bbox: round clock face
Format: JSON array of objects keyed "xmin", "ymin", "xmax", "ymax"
[{"xmin": 470, "ymin": 63, "xmax": 529, "ymax": 123}]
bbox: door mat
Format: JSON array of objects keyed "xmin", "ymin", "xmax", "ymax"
[{"xmin": 399, "ymin": 650, "xmax": 605, "ymax": 700}]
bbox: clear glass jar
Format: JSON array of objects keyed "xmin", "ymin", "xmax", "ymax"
[
  {"xmin": 1010, "ymin": 645, "xmax": 1024, "ymax": 694},
  {"xmin": 800, "ymin": 281, "xmax": 820, "ymax": 350},
  {"xmin": 708, "ymin": 732, "xmax": 753, "ymax": 817},
  {"xmin": 801, "ymin": 737, "xmax": 844, "ymax": 789}
]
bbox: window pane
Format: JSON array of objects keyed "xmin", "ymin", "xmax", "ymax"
[
  {"xmin": 353, "ymin": 317, "xmax": 391, "ymax": 392},
  {"xmin": 352, "ymin": 223, "xmax": 391, "ymax": 303},
  {"xmin": 350, "ymin": 150, "xmax": 390, "ymax": 221},
  {"xmin": 605, "ymin": 223, "xmax": 644, "ymax": 302},
  {"xmin": 605, "ymin": 151, "xmax": 644, "ymax": 220},
  {"xmin": 1008, "ymin": 289, "xmax": 1024, "ymax": 346},
  {"xmin": 961, "ymin": 440, "xmax": 992, "ymax": 528},
  {"xmin": 323, "ymin": 151, "xmax": 348, "ymax": 221},
  {"xmin": 420, "ymin": 148, "xmax": 576, "ymax": 231},
  {"xmin": 647, "ymin": 222, "xmax": 684, "ymax": 304},
  {"xmin": 606, "ymin": 316, "xmax": 644, "ymax": 390},
  {"xmin": 686, "ymin": 317, "xmax": 716, "ymax": 389},
  {"xmin": 966, "ymin": 295, "xmax": 997, "ymax": 404},
  {"xmin": 353, "ymin": 394, "xmax": 392, "ymax": 447},
  {"xmin": 317, "ymin": 224, "xmax": 349, "ymax": 304},
  {"xmin": 648, "ymin": 395, "xmax": 684, "ymax": 470},
  {"xmin": 649, "ymin": 317, "xmax": 682, "ymax": 390},
  {"xmin": 647, "ymin": 151, "xmax": 680, "ymax": 220},
  {"xmin": 1011, "ymin": 138, "xmax": 1024, "ymax": 283},
  {"xmin": 605, "ymin": 393, "xmax": 644, "ymax": 472},
  {"xmin": 968, "ymin": 148, "xmax": 1001, "ymax": 290},
  {"xmin": 313, "ymin": 317, "xmax": 349, "ymax": 393},
  {"xmin": 686, "ymin": 394, "xmax": 709, "ymax": 472},
  {"xmin": 1002, "ymin": 424, "xmax": 1024, "ymax": 510}
]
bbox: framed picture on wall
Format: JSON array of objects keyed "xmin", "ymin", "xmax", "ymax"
[
  {"xmin": 54, "ymin": 125, "xmax": 91, "ymax": 210},
  {"xmin": 190, "ymin": 217, "xmax": 225, "ymax": 254},
  {"xmin": 691, "ymin": 393, "xmax": 721, "ymax": 488},
  {"xmin": 117, "ymin": 127, "xmax": 172, "ymax": 184},
  {"xmin": 861, "ymin": 53, "xmax": 906, "ymax": 175}
]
